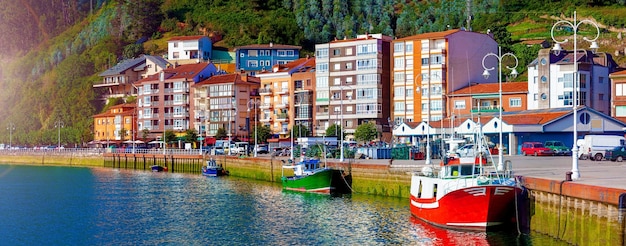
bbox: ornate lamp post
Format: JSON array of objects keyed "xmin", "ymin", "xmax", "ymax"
[
  {"xmin": 551, "ymin": 11, "xmax": 600, "ymax": 180},
  {"xmin": 482, "ymin": 46, "xmax": 519, "ymax": 171},
  {"xmin": 55, "ymin": 119, "xmax": 64, "ymax": 149}
]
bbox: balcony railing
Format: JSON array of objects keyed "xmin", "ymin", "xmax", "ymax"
[
  {"xmin": 471, "ymin": 106, "xmax": 502, "ymax": 113},
  {"xmin": 259, "ymin": 88, "xmax": 272, "ymax": 94}
]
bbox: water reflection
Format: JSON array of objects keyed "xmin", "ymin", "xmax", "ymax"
[{"xmin": 0, "ymin": 165, "xmax": 569, "ymax": 245}]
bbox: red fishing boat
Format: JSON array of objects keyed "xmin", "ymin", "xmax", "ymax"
[{"xmin": 409, "ymin": 127, "xmax": 522, "ymax": 231}]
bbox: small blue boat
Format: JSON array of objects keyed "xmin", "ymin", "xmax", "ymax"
[
  {"xmin": 202, "ymin": 159, "xmax": 227, "ymax": 177},
  {"xmin": 151, "ymin": 165, "xmax": 166, "ymax": 172}
]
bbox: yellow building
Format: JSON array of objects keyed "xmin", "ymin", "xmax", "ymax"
[{"xmin": 93, "ymin": 103, "xmax": 137, "ymax": 146}]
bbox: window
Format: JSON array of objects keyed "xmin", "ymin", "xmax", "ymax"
[
  {"xmin": 333, "ymin": 49, "xmax": 341, "ymax": 56},
  {"xmin": 616, "ymin": 106, "xmax": 626, "ymax": 116},
  {"xmin": 541, "ymin": 93, "xmax": 547, "ymax": 100},
  {"xmin": 430, "ymin": 54, "xmax": 443, "ymax": 65},
  {"xmin": 617, "ymin": 84, "xmax": 626, "ymax": 96},
  {"xmin": 333, "ymin": 78, "xmax": 341, "ymax": 85},
  {"xmin": 406, "ymin": 88, "xmax": 413, "ymax": 97},
  {"xmin": 510, "ymin": 98, "xmax": 522, "ymax": 107},
  {"xmin": 357, "ymin": 59, "xmax": 378, "ymax": 70},
  {"xmin": 534, "ymin": 93, "xmax": 538, "ymax": 101},
  {"xmin": 394, "ymin": 72, "xmax": 405, "ymax": 83},
  {"xmin": 316, "ymin": 77, "xmax": 328, "ymax": 88},
  {"xmin": 316, "ymin": 48, "xmax": 328, "ymax": 58},
  {"xmin": 541, "ymin": 75, "xmax": 547, "ymax": 83},
  {"xmin": 454, "ymin": 100, "xmax": 465, "ymax": 109},
  {"xmin": 406, "ymin": 43, "xmax": 413, "ymax": 52},
  {"xmin": 316, "ymin": 62, "xmax": 328, "ymax": 72},
  {"xmin": 345, "ymin": 62, "xmax": 352, "ymax": 70},
  {"xmin": 431, "ymin": 100, "xmax": 442, "ymax": 111},
  {"xmin": 421, "ymin": 58, "xmax": 429, "ymax": 65},
  {"xmin": 356, "ymin": 44, "xmax": 377, "ymax": 55},
  {"xmin": 394, "ymin": 86, "xmax": 405, "ymax": 97},
  {"xmin": 394, "ymin": 43, "xmax": 404, "ymax": 53},
  {"xmin": 540, "ymin": 58, "xmax": 547, "ymax": 65},
  {"xmin": 394, "ymin": 58, "xmax": 404, "ymax": 68},
  {"xmin": 248, "ymin": 60, "xmax": 258, "ymax": 67},
  {"xmin": 346, "ymin": 48, "xmax": 353, "ymax": 55},
  {"xmin": 173, "ymin": 52, "xmax": 179, "ymax": 59},
  {"xmin": 394, "ymin": 102, "xmax": 405, "ymax": 112},
  {"xmin": 248, "ymin": 50, "xmax": 258, "ymax": 57},
  {"xmin": 334, "ymin": 63, "xmax": 340, "ymax": 71}
]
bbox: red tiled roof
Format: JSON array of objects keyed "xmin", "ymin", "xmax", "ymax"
[
  {"xmin": 163, "ymin": 63, "xmax": 211, "ymax": 80},
  {"xmin": 235, "ymin": 44, "xmax": 301, "ymax": 50},
  {"xmin": 610, "ymin": 69, "xmax": 626, "ymax": 77},
  {"xmin": 449, "ymin": 82, "xmax": 528, "ymax": 95},
  {"xmin": 502, "ymin": 111, "xmax": 567, "ymax": 125},
  {"xmin": 395, "ymin": 29, "xmax": 461, "ymax": 41},
  {"xmin": 168, "ymin": 35, "xmax": 207, "ymax": 41},
  {"xmin": 193, "ymin": 73, "xmax": 259, "ymax": 86}
]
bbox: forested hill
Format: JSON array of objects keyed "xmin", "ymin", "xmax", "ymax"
[{"xmin": 1, "ymin": 0, "xmax": 626, "ymax": 147}]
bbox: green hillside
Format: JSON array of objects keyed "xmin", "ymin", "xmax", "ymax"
[{"xmin": 1, "ymin": 0, "xmax": 626, "ymax": 147}]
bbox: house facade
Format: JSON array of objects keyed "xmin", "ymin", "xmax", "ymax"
[
  {"xmin": 447, "ymin": 82, "xmax": 529, "ymax": 116},
  {"xmin": 135, "ymin": 63, "xmax": 220, "ymax": 140},
  {"xmin": 167, "ymin": 35, "xmax": 213, "ymax": 63},
  {"xmin": 527, "ymin": 49, "xmax": 616, "ymax": 115},
  {"xmin": 235, "ymin": 43, "xmax": 301, "ymax": 75},
  {"xmin": 391, "ymin": 29, "xmax": 498, "ymax": 123},
  {"xmin": 255, "ymin": 57, "xmax": 316, "ymax": 138},
  {"xmin": 191, "ymin": 73, "xmax": 260, "ymax": 141},
  {"xmin": 314, "ymin": 34, "xmax": 392, "ymax": 137},
  {"xmin": 95, "ymin": 55, "xmax": 171, "ymax": 102},
  {"xmin": 92, "ymin": 103, "xmax": 136, "ymax": 145}
]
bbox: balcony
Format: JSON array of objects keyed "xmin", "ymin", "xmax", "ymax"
[
  {"xmin": 259, "ymin": 88, "xmax": 273, "ymax": 95},
  {"xmin": 278, "ymin": 87, "xmax": 289, "ymax": 94},
  {"xmin": 260, "ymin": 117, "xmax": 271, "ymax": 123},
  {"xmin": 471, "ymin": 106, "xmax": 502, "ymax": 113},
  {"xmin": 259, "ymin": 103, "xmax": 272, "ymax": 109},
  {"xmin": 276, "ymin": 113, "xmax": 288, "ymax": 122},
  {"xmin": 275, "ymin": 102, "xmax": 288, "ymax": 108}
]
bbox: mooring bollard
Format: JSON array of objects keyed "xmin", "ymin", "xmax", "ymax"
[{"xmin": 565, "ymin": 171, "xmax": 573, "ymax": 181}]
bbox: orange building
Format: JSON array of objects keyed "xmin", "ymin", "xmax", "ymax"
[
  {"xmin": 92, "ymin": 103, "xmax": 137, "ymax": 146},
  {"xmin": 446, "ymin": 82, "xmax": 529, "ymax": 117}
]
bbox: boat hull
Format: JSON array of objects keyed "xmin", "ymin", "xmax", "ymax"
[
  {"xmin": 281, "ymin": 169, "xmax": 334, "ymax": 194},
  {"xmin": 202, "ymin": 167, "xmax": 225, "ymax": 177},
  {"xmin": 151, "ymin": 165, "xmax": 166, "ymax": 172},
  {"xmin": 410, "ymin": 177, "xmax": 521, "ymax": 231}
]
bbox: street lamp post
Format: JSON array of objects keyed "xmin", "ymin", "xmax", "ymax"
[
  {"xmin": 55, "ymin": 119, "xmax": 64, "ymax": 149},
  {"xmin": 482, "ymin": 46, "xmax": 519, "ymax": 171},
  {"xmin": 248, "ymin": 99, "xmax": 260, "ymax": 157},
  {"xmin": 551, "ymin": 11, "xmax": 600, "ymax": 180},
  {"xmin": 418, "ymin": 74, "xmax": 439, "ymax": 165},
  {"xmin": 7, "ymin": 122, "xmax": 15, "ymax": 149}
]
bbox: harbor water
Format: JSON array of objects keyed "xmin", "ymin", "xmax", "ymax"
[{"xmin": 0, "ymin": 164, "xmax": 567, "ymax": 245}]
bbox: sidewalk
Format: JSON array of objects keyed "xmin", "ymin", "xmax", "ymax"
[{"xmin": 343, "ymin": 155, "xmax": 626, "ymax": 190}]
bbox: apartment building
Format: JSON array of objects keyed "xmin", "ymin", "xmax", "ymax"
[
  {"xmin": 191, "ymin": 73, "xmax": 260, "ymax": 140},
  {"xmin": 235, "ymin": 43, "xmax": 302, "ymax": 75},
  {"xmin": 95, "ymin": 55, "xmax": 171, "ymax": 101},
  {"xmin": 314, "ymin": 34, "xmax": 392, "ymax": 137},
  {"xmin": 92, "ymin": 103, "xmax": 136, "ymax": 145},
  {"xmin": 135, "ymin": 62, "xmax": 220, "ymax": 140},
  {"xmin": 255, "ymin": 57, "xmax": 315, "ymax": 138},
  {"xmin": 527, "ymin": 49, "xmax": 617, "ymax": 115},
  {"xmin": 391, "ymin": 29, "xmax": 497, "ymax": 123}
]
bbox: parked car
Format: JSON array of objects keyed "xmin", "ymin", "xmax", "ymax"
[
  {"xmin": 544, "ymin": 141, "xmax": 572, "ymax": 156},
  {"xmin": 254, "ymin": 144, "xmax": 269, "ymax": 154},
  {"xmin": 521, "ymin": 142, "xmax": 554, "ymax": 156},
  {"xmin": 605, "ymin": 146, "xmax": 626, "ymax": 162},
  {"xmin": 455, "ymin": 144, "xmax": 488, "ymax": 157}
]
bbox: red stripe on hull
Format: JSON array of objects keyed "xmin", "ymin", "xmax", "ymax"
[{"xmin": 410, "ymin": 185, "xmax": 520, "ymax": 231}]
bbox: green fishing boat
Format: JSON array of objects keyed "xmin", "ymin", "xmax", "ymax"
[{"xmin": 281, "ymin": 159, "xmax": 334, "ymax": 194}]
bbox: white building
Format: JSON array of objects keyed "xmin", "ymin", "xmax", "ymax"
[
  {"xmin": 527, "ymin": 49, "xmax": 616, "ymax": 115},
  {"xmin": 167, "ymin": 35, "xmax": 212, "ymax": 62}
]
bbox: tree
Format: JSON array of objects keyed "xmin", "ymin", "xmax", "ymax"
[
  {"xmin": 118, "ymin": 128, "xmax": 128, "ymax": 140},
  {"xmin": 182, "ymin": 129, "xmax": 198, "ymax": 143},
  {"xmin": 142, "ymin": 128, "xmax": 150, "ymax": 141},
  {"xmin": 254, "ymin": 125, "xmax": 272, "ymax": 143},
  {"xmin": 215, "ymin": 127, "xmax": 227, "ymax": 139},
  {"xmin": 325, "ymin": 123, "xmax": 343, "ymax": 140},
  {"xmin": 292, "ymin": 124, "xmax": 310, "ymax": 138},
  {"xmin": 354, "ymin": 122, "xmax": 378, "ymax": 143},
  {"xmin": 164, "ymin": 130, "xmax": 177, "ymax": 147}
]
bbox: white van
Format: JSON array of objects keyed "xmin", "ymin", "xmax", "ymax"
[{"xmin": 579, "ymin": 135, "xmax": 625, "ymax": 161}]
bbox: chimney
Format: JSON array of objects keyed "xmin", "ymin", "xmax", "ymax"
[{"xmin": 270, "ymin": 42, "xmax": 273, "ymax": 47}]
